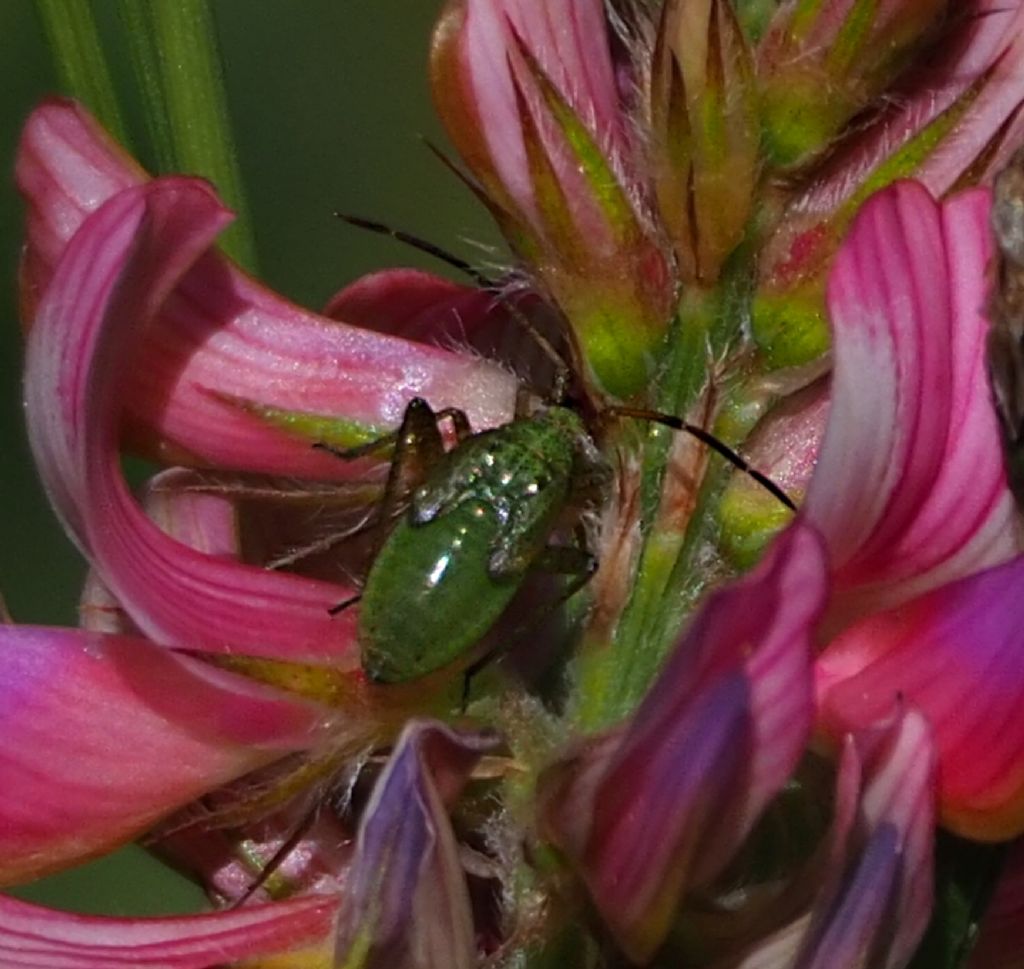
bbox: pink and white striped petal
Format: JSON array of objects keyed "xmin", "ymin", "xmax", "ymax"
[
  {"xmin": 24, "ymin": 179, "xmax": 361, "ymax": 662},
  {"xmin": 782, "ymin": 1, "xmax": 1024, "ymax": 220},
  {"xmin": 817, "ymin": 553, "xmax": 1024, "ymax": 840},
  {"xmin": 540, "ymin": 522, "xmax": 827, "ymax": 963},
  {"xmin": 334, "ymin": 720, "xmax": 498, "ymax": 969},
  {"xmin": 0, "ymin": 892, "xmax": 336, "ymax": 969},
  {"xmin": 804, "ymin": 181, "xmax": 1018, "ymax": 614},
  {"xmin": 16, "ymin": 99, "xmax": 516, "ymax": 479},
  {"xmin": 0, "ymin": 625, "xmax": 328, "ymax": 885},
  {"xmin": 433, "ymin": 0, "xmax": 632, "ymax": 234}
]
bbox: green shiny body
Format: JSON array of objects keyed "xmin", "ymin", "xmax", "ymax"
[{"xmin": 358, "ymin": 405, "xmax": 605, "ymax": 683}]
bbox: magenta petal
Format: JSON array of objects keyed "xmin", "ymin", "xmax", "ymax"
[
  {"xmin": 0, "ymin": 893, "xmax": 335, "ymax": 968},
  {"xmin": 541, "ymin": 523, "xmax": 828, "ymax": 962},
  {"xmin": 818, "ymin": 553, "xmax": 1024, "ymax": 840},
  {"xmin": 335, "ymin": 720, "xmax": 498, "ymax": 969},
  {"xmin": 0, "ymin": 626, "xmax": 327, "ymax": 884},
  {"xmin": 17, "ymin": 99, "xmax": 516, "ymax": 478},
  {"xmin": 24, "ymin": 179, "xmax": 363, "ymax": 661},
  {"xmin": 323, "ymin": 268, "xmax": 497, "ymax": 339},
  {"xmin": 804, "ymin": 182, "xmax": 1017, "ymax": 610}
]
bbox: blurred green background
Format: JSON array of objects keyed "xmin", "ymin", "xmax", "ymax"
[{"xmin": 1, "ymin": 0, "xmax": 499, "ymax": 915}]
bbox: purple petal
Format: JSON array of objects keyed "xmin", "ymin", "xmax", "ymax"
[{"xmin": 335, "ymin": 720, "xmax": 499, "ymax": 969}]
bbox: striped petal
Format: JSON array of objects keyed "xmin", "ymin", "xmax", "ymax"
[
  {"xmin": 0, "ymin": 625, "xmax": 327, "ymax": 885},
  {"xmin": 24, "ymin": 178, "xmax": 361, "ymax": 663},
  {"xmin": 804, "ymin": 181, "xmax": 1018, "ymax": 615},
  {"xmin": 540, "ymin": 523, "xmax": 827, "ymax": 963},
  {"xmin": 16, "ymin": 98, "xmax": 516, "ymax": 479},
  {"xmin": 0, "ymin": 893, "xmax": 335, "ymax": 969}
]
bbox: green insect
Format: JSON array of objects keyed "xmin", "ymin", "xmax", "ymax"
[
  {"xmin": 327, "ymin": 396, "xmax": 608, "ymax": 683},
  {"xmin": 327, "ymin": 391, "xmax": 793, "ymax": 686},
  {"xmin": 321, "ymin": 217, "xmax": 795, "ymax": 687}
]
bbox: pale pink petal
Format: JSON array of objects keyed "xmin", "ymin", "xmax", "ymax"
[
  {"xmin": 0, "ymin": 893, "xmax": 335, "ymax": 969},
  {"xmin": 817, "ymin": 554, "xmax": 1024, "ymax": 840},
  {"xmin": 16, "ymin": 99, "xmax": 516, "ymax": 479},
  {"xmin": 335, "ymin": 720, "xmax": 498, "ymax": 969},
  {"xmin": 80, "ymin": 469, "xmax": 241, "ymax": 636},
  {"xmin": 541, "ymin": 522, "xmax": 828, "ymax": 963},
  {"xmin": 804, "ymin": 181, "xmax": 1017, "ymax": 611},
  {"xmin": 0, "ymin": 625, "xmax": 328, "ymax": 884},
  {"xmin": 24, "ymin": 180, "xmax": 363, "ymax": 662}
]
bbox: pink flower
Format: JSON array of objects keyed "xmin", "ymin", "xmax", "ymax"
[
  {"xmin": 1, "ymin": 100, "xmax": 522, "ymax": 964},
  {"xmin": 805, "ymin": 182, "xmax": 1024, "ymax": 841}
]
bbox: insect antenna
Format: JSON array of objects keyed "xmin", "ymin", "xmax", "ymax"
[
  {"xmin": 333, "ymin": 212, "xmax": 495, "ymax": 289},
  {"xmin": 606, "ymin": 405, "xmax": 797, "ymax": 511},
  {"xmin": 336, "ymin": 210, "xmax": 574, "ymax": 401}
]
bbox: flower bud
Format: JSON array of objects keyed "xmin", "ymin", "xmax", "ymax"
[
  {"xmin": 649, "ymin": 0, "xmax": 759, "ymax": 284},
  {"xmin": 431, "ymin": 0, "xmax": 675, "ymax": 399},
  {"xmin": 758, "ymin": 0, "xmax": 948, "ymax": 169}
]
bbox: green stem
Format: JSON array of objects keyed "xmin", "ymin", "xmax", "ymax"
[
  {"xmin": 34, "ymin": 0, "xmax": 128, "ymax": 145},
  {"xmin": 572, "ymin": 259, "xmax": 754, "ymax": 730},
  {"xmin": 117, "ymin": 0, "xmax": 258, "ymax": 270}
]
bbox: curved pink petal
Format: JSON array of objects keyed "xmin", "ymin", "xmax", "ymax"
[
  {"xmin": 16, "ymin": 99, "xmax": 517, "ymax": 479},
  {"xmin": 323, "ymin": 268, "xmax": 496, "ymax": 339},
  {"xmin": 335, "ymin": 720, "xmax": 498, "ymax": 969},
  {"xmin": 24, "ymin": 179, "xmax": 361, "ymax": 662},
  {"xmin": 0, "ymin": 893, "xmax": 335, "ymax": 969},
  {"xmin": 0, "ymin": 625, "xmax": 328, "ymax": 885},
  {"xmin": 541, "ymin": 522, "xmax": 828, "ymax": 962},
  {"xmin": 804, "ymin": 181, "xmax": 1018, "ymax": 612},
  {"xmin": 818, "ymin": 553, "xmax": 1024, "ymax": 840}
]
